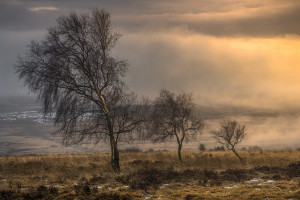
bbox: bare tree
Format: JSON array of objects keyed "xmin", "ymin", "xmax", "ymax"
[
  {"xmin": 15, "ymin": 9, "xmax": 147, "ymax": 172},
  {"xmin": 210, "ymin": 120, "xmax": 246, "ymax": 161},
  {"xmin": 149, "ymin": 89, "xmax": 205, "ymax": 162}
]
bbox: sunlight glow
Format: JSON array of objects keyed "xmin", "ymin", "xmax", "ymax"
[{"xmin": 29, "ymin": 6, "xmax": 58, "ymax": 12}]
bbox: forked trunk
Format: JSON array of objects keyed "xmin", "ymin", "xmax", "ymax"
[
  {"xmin": 107, "ymin": 114, "xmax": 120, "ymax": 172},
  {"xmin": 103, "ymin": 105, "xmax": 120, "ymax": 172}
]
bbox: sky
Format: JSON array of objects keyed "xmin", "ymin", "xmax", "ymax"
[{"xmin": 1, "ymin": 0, "xmax": 300, "ymax": 111}]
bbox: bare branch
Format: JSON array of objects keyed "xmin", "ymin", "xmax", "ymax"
[
  {"xmin": 149, "ymin": 89, "xmax": 205, "ymax": 161},
  {"xmin": 210, "ymin": 120, "xmax": 247, "ymax": 161},
  {"xmin": 15, "ymin": 9, "xmax": 141, "ymax": 172}
]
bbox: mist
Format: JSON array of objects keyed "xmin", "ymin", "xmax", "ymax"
[{"xmin": 0, "ymin": 0, "xmax": 300, "ymax": 152}]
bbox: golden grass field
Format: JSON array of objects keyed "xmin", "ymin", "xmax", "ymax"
[{"xmin": 0, "ymin": 150, "xmax": 299, "ymax": 199}]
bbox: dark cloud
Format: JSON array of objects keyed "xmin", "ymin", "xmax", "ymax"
[
  {"xmin": 191, "ymin": 5, "xmax": 300, "ymax": 37},
  {"xmin": 0, "ymin": 1, "xmax": 60, "ymax": 31},
  {"xmin": 1, "ymin": 0, "xmax": 300, "ymax": 108},
  {"xmin": 114, "ymin": 4, "xmax": 300, "ymax": 37},
  {"xmin": 0, "ymin": 1, "xmax": 32, "ymax": 30},
  {"xmin": 2, "ymin": 0, "xmax": 300, "ymax": 36},
  {"xmin": 12, "ymin": 0, "xmax": 297, "ymax": 15}
]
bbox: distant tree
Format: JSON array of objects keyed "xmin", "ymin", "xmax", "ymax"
[
  {"xmin": 241, "ymin": 147, "xmax": 247, "ymax": 151},
  {"xmin": 198, "ymin": 143, "xmax": 206, "ymax": 151},
  {"xmin": 120, "ymin": 147, "xmax": 142, "ymax": 153},
  {"xmin": 210, "ymin": 120, "xmax": 246, "ymax": 161},
  {"xmin": 249, "ymin": 145, "xmax": 261, "ymax": 151},
  {"xmin": 149, "ymin": 89, "xmax": 205, "ymax": 162},
  {"xmin": 15, "ymin": 9, "xmax": 148, "ymax": 172},
  {"xmin": 213, "ymin": 146, "xmax": 225, "ymax": 151}
]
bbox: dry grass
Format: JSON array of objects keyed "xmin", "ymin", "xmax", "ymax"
[{"xmin": 0, "ymin": 150, "xmax": 299, "ymax": 199}]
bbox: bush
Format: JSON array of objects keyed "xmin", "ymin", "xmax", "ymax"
[
  {"xmin": 198, "ymin": 144, "xmax": 206, "ymax": 151},
  {"xmin": 120, "ymin": 147, "xmax": 142, "ymax": 153},
  {"xmin": 249, "ymin": 145, "xmax": 261, "ymax": 151},
  {"xmin": 73, "ymin": 178, "xmax": 93, "ymax": 196},
  {"xmin": 203, "ymin": 169, "xmax": 218, "ymax": 179},
  {"xmin": 210, "ymin": 146, "xmax": 225, "ymax": 151},
  {"xmin": 220, "ymin": 169, "xmax": 248, "ymax": 182},
  {"xmin": 119, "ymin": 167, "xmax": 178, "ymax": 191},
  {"xmin": 127, "ymin": 169, "xmax": 162, "ymax": 190},
  {"xmin": 286, "ymin": 161, "xmax": 300, "ymax": 178}
]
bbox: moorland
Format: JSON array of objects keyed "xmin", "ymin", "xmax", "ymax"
[{"xmin": 0, "ymin": 150, "xmax": 299, "ymax": 199}]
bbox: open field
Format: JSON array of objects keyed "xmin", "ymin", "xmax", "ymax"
[{"xmin": 0, "ymin": 150, "xmax": 300, "ymax": 199}]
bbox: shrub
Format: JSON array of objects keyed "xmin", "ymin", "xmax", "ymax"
[
  {"xmin": 146, "ymin": 148, "xmax": 154, "ymax": 152},
  {"xmin": 127, "ymin": 169, "xmax": 162, "ymax": 190},
  {"xmin": 120, "ymin": 147, "xmax": 142, "ymax": 153},
  {"xmin": 220, "ymin": 169, "xmax": 248, "ymax": 182},
  {"xmin": 120, "ymin": 167, "xmax": 178, "ymax": 191},
  {"xmin": 249, "ymin": 145, "xmax": 262, "ymax": 151},
  {"xmin": 198, "ymin": 144, "xmax": 206, "ymax": 151},
  {"xmin": 210, "ymin": 146, "xmax": 225, "ymax": 151},
  {"xmin": 286, "ymin": 161, "xmax": 300, "ymax": 178}
]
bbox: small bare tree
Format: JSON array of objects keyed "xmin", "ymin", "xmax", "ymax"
[
  {"xmin": 210, "ymin": 120, "xmax": 246, "ymax": 161},
  {"xmin": 150, "ymin": 89, "xmax": 205, "ymax": 162},
  {"xmin": 15, "ymin": 9, "xmax": 147, "ymax": 172}
]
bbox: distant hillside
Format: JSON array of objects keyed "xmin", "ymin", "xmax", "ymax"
[{"xmin": 0, "ymin": 95, "xmax": 41, "ymax": 112}]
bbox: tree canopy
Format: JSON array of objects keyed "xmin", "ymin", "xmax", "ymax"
[
  {"xmin": 150, "ymin": 89, "xmax": 205, "ymax": 161},
  {"xmin": 16, "ymin": 9, "xmax": 147, "ymax": 172},
  {"xmin": 211, "ymin": 120, "xmax": 247, "ymax": 161}
]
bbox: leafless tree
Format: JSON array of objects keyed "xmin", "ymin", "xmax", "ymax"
[
  {"xmin": 149, "ymin": 89, "xmax": 205, "ymax": 162},
  {"xmin": 15, "ymin": 9, "xmax": 147, "ymax": 172},
  {"xmin": 210, "ymin": 120, "xmax": 246, "ymax": 161}
]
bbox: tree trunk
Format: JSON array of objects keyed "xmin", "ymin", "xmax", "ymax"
[
  {"xmin": 98, "ymin": 89, "xmax": 121, "ymax": 172},
  {"xmin": 232, "ymin": 148, "xmax": 243, "ymax": 162},
  {"xmin": 110, "ymin": 136, "xmax": 120, "ymax": 172},
  {"xmin": 106, "ymin": 112, "xmax": 120, "ymax": 172},
  {"xmin": 178, "ymin": 142, "xmax": 183, "ymax": 162}
]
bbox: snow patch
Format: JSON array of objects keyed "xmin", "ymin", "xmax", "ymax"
[
  {"xmin": 0, "ymin": 111, "xmax": 53, "ymax": 124},
  {"xmin": 160, "ymin": 183, "xmax": 170, "ymax": 188},
  {"xmin": 266, "ymin": 180, "xmax": 275, "ymax": 183},
  {"xmin": 53, "ymin": 184, "xmax": 64, "ymax": 188},
  {"xmin": 224, "ymin": 185, "xmax": 237, "ymax": 189},
  {"xmin": 246, "ymin": 178, "xmax": 263, "ymax": 183}
]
